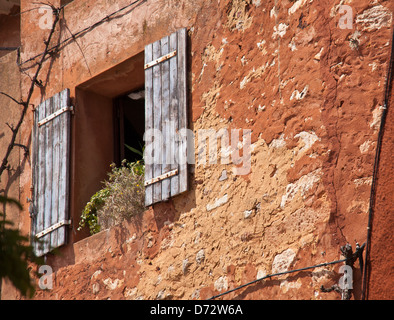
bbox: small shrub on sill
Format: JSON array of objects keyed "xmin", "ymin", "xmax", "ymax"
[
  {"xmin": 78, "ymin": 187, "xmax": 110, "ymax": 235},
  {"xmin": 78, "ymin": 159, "xmax": 145, "ymax": 235}
]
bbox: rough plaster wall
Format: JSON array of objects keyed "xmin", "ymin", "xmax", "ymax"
[
  {"xmin": 5, "ymin": 0, "xmax": 392, "ymax": 300},
  {"xmin": 0, "ymin": 51, "xmax": 23, "ymax": 299}
]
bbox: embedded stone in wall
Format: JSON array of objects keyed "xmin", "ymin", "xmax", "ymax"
[
  {"xmin": 269, "ymin": 133, "xmax": 286, "ymax": 149},
  {"xmin": 102, "ymin": 277, "xmax": 124, "ymax": 291},
  {"xmin": 290, "ymin": 85, "xmax": 309, "ymax": 101},
  {"xmin": 244, "ymin": 209, "xmax": 253, "ymax": 219},
  {"xmin": 280, "ymin": 169, "xmax": 322, "ymax": 208},
  {"xmin": 288, "ymin": 0, "xmax": 308, "ymax": 15},
  {"xmin": 272, "ymin": 23, "xmax": 289, "ymax": 39},
  {"xmin": 92, "ymin": 283, "xmax": 100, "ymax": 295},
  {"xmin": 206, "ymin": 194, "xmax": 228, "ymax": 211},
  {"xmin": 182, "ymin": 258, "xmax": 191, "ymax": 275},
  {"xmin": 355, "ymin": 5, "xmax": 393, "ymax": 31},
  {"xmin": 294, "ymin": 131, "xmax": 320, "ymax": 154},
  {"xmin": 280, "ymin": 279, "xmax": 302, "ymax": 293},
  {"xmin": 191, "ymin": 289, "xmax": 200, "ymax": 299},
  {"xmin": 219, "ymin": 169, "xmax": 228, "ymax": 181},
  {"xmin": 196, "ymin": 249, "xmax": 205, "ymax": 264},
  {"xmin": 272, "ymin": 248, "xmax": 296, "ymax": 274},
  {"xmin": 256, "ymin": 269, "xmax": 267, "ymax": 280},
  {"xmin": 370, "ymin": 105, "xmax": 384, "ymax": 130},
  {"xmin": 214, "ymin": 276, "xmax": 228, "ymax": 292}
]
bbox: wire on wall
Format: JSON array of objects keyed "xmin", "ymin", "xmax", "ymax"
[
  {"xmin": 19, "ymin": 0, "xmax": 147, "ymax": 68},
  {"xmin": 207, "ymin": 258, "xmax": 348, "ymax": 300}
]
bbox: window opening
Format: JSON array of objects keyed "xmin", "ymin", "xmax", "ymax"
[{"xmin": 114, "ymin": 88, "xmax": 145, "ymax": 166}]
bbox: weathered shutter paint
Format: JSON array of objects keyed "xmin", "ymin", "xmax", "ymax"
[
  {"xmin": 32, "ymin": 89, "xmax": 72, "ymax": 256},
  {"xmin": 144, "ymin": 28, "xmax": 188, "ymax": 206}
]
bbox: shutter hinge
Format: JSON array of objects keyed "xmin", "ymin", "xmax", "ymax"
[
  {"xmin": 145, "ymin": 168, "xmax": 178, "ymax": 186},
  {"xmin": 38, "ymin": 106, "xmax": 74, "ymax": 127},
  {"xmin": 35, "ymin": 219, "xmax": 72, "ymax": 239},
  {"xmin": 144, "ymin": 50, "xmax": 177, "ymax": 69}
]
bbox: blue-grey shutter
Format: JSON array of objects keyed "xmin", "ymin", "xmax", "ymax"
[
  {"xmin": 144, "ymin": 28, "xmax": 188, "ymax": 206},
  {"xmin": 31, "ymin": 89, "xmax": 72, "ymax": 256}
]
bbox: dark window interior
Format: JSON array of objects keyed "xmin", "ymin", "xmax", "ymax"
[{"xmin": 113, "ymin": 88, "xmax": 145, "ymax": 165}]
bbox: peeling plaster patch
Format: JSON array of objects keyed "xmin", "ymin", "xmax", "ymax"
[
  {"xmin": 280, "ymin": 169, "xmax": 322, "ymax": 208},
  {"xmin": 313, "ymin": 47, "xmax": 324, "ymax": 61},
  {"xmin": 196, "ymin": 249, "xmax": 205, "ymax": 264},
  {"xmin": 103, "ymin": 278, "xmax": 124, "ymax": 290},
  {"xmin": 311, "ymin": 267, "xmax": 334, "ymax": 287},
  {"xmin": 269, "ymin": 133, "xmax": 286, "ymax": 149},
  {"xmin": 270, "ymin": 6, "xmax": 278, "ymax": 18},
  {"xmin": 272, "ymin": 23, "xmax": 289, "ymax": 39},
  {"xmin": 206, "ymin": 194, "xmax": 228, "ymax": 211},
  {"xmin": 191, "ymin": 289, "xmax": 200, "ymax": 299},
  {"xmin": 294, "ymin": 131, "xmax": 320, "ymax": 154},
  {"xmin": 201, "ymin": 82, "xmax": 222, "ymax": 109},
  {"xmin": 349, "ymin": 31, "xmax": 361, "ymax": 50},
  {"xmin": 252, "ymin": 0, "xmax": 261, "ymax": 7},
  {"xmin": 124, "ymin": 287, "xmax": 137, "ymax": 298},
  {"xmin": 240, "ymin": 62, "xmax": 269, "ymax": 89},
  {"xmin": 272, "ymin": 248, "xmax": 296, "ymax": 273},
  {"xmin": 289, "ymin": 38, "xmax": 297, "ymax": 51},
  {"xmin": 226, "ymin": 0, "xmax": 253, "ymax": 31},
  {"xmin": 244, "ymin": 209, "xmax": 253, "ymax": 219},
  {"xmin": 354, "ymin": 176, "xmax": 372, "ymax": 187},
  {"xmin": 355, "ymin": 5, "xmax": 392, "ymax": 31},
  {"xmin": 347, "ymin": 199, "xmax": 369, "ymax": 214},
  {"xmin": 290, "ymin": 85, "xmax": 309, "ymax": 101},
  {"xmin": 288, "ymin": 0, "xmax": 308, "ymax": 15},
  {"xmin": 257, "ymin": 39, "xmax": 267, "ymax": 54},
  {"xmin": 370, "ymin": 105, "xmax": 384, "ymax": 130},
  {"xmin": 214, "ymin": 276, "xmax": 228, "ymax": 292},
  {"xmin": 280, "ymin": 279, "xmax": 302, "ymax": 293},
  {"xmin": 219, "ymin": 170, "xmax": 228, "ymax": 181},
  {"xmin": 359, "ymin": 140, "xmax": 372, "ymax": 154},
  {"xmin": 369, "ymin": 62, "xmax": 378, "ymax": 72},
  {"xmin": 330, "ymin": 1, "xmax": 345, "ymax": 18},
  {"xmin": 199, "ymin": 45, "xmax": 225, "ymax": 82},
  {"xmin": 91, "ymin": 270, "xmax": 102, "ymax": 280},
  {"xmin": 156, "ymin": 289, "xmax": 167, "ymax": 300},
  {"xmin": 256, "ymin": 269, "xmax": 267, "ymax": 279}
]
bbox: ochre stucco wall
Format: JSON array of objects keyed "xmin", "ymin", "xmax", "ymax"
[{"xmin": 0, "ymin": 0, "xmax": 392, "ymax": 300}]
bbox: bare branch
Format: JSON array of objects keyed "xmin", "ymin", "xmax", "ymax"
[
  {"xmin": 0, "ymin": 6, "xmax": 62, "ymax": 179},
  {"xmin": 14, "ymin": 143, "xmax": 29, "ymax": 155},
  {"xmin": 0, "ymin": 92, "xmax": 24, "ymax": 106},
  {"xmin": 5, "ymin": 122, "xmax": 15, "ymax": 133}
]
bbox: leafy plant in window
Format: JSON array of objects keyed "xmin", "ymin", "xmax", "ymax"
[
  {"xmin": 78, "ymin": 187, "xmax": 110, "ymax": 235},
  {"xmin": 78, "ymin": 159, "xmax": 145, "ymax": 235}
]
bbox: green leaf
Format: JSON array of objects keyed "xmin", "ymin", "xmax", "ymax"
[{"xmin": 124, "ymin": 144, "xmax": 143, "ymax": 157}]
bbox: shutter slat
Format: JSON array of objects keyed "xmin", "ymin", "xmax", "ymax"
[
  {"xmin": 169, "ymin": 31, "xmax": 179, "ymax": 197},
  {"xmin": 36, "ymin": 101, "xmax": 46, "ymax": 256},
  {"xmin": 152, "ymin": 40, "xmax": 163, "ymax": 204},
  {"xmin": 177, "ymin": 28, "xmax": 188, "ymax": 194},
  {"xmin": 43, "ymin": 97, "xmax": 54, "ymax": 254},
  {"xmin": 32, "ymin": 89, "xmax": 71, "ymax": 256},
  {"xmin": 56, "ymin": 89, "xmax": 70, "ymax": 248},
  {"xmin": 50, "ymin": 93, "xmax": 60, "ymax": 248},
  {"xmin": 51, "ymin": 98, "xmax": 60, "ymax": 248},
  {"xmin": 161, "ymin": 35, "xmax": 171, "ymax": 201},
  {"xmin": 144, "ymin": 43, "xmax": 154, "ymax": 206}
]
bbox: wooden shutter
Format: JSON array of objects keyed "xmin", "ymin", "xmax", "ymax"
[
  {"xmin": 31, "ymin": 89, "xmax": 72, "ymax": 256},
  {"xmin": 144, "ymin": 28, "xmax": 188, "ymax": 206}
]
